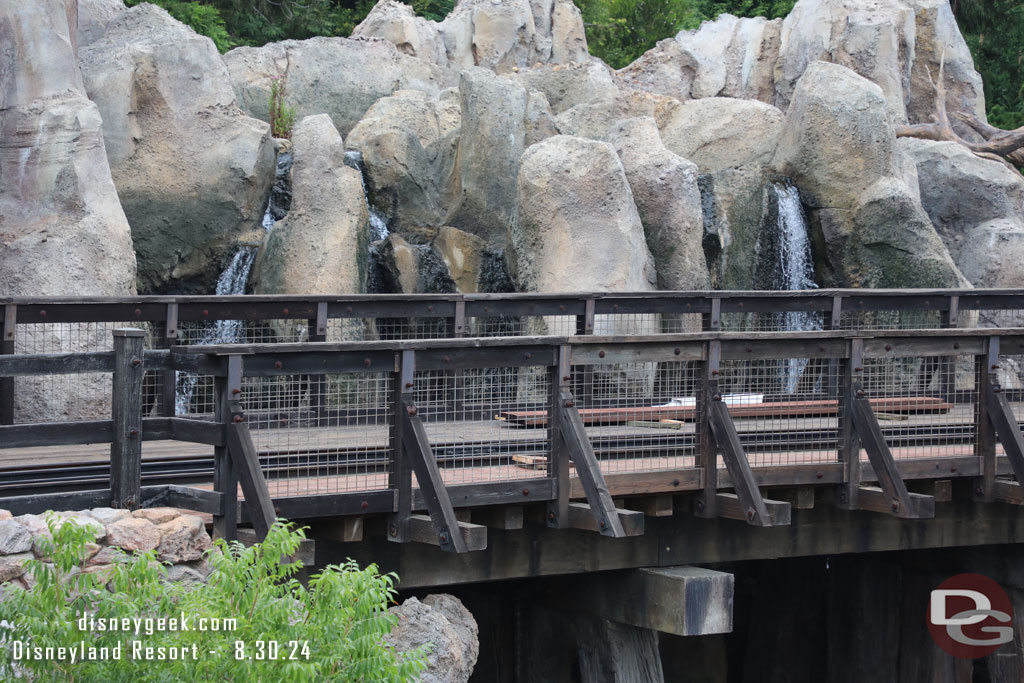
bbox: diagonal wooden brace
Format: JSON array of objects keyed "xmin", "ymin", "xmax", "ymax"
[
  {"xmin": 985, "ymin": 382, "xmax": 1024, "ymax": 504},
  {"xmin": 557, "ymin": 389, "xmax": 632, "ymax": 537},
  {"xmin": 401, "ymin": 398, "xmax": 473, "ymax": 553},
  {"xmin": 851, "ymin": 395, "xmax": 934, "ymax": 518},
  {"xmin": 225, "ymin": 402, "xmax": 276, "ymax": 540},
  {"xmin": 706, "ymin": 388, "xmax": 789, "ymax": 527}
]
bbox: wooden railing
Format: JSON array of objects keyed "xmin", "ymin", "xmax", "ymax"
[{"xmin": 2, "ymin": 315, "xmax": 1024, "ymax": 553}]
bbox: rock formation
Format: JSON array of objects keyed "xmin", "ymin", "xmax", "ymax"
[
  {"xmin": 80, "ymin": 4, "xmax": 275, "ymax": 293},
  {"xmin": 387, "ymin": 594, "xmax": 480, "ymax": 683}
]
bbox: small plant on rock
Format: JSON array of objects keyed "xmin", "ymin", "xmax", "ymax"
[{"xmin": 269, "ymin": 76, "xmax": 297, "ymax": 140}]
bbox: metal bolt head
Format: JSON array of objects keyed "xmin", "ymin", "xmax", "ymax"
[
  {"xmin": 406, "ymin": 405, "xmax": 417, "ymax": 416},
  {"xmin": 565, "ymin": 400, "xmax": 575, "ymax": 408},
  {"xmin": 562, "ymin": 375, "xmax": 571, "ymax": 382},
  {"xmin": 856, "ymin": 389, "xmax": 866, "ymax": 398},
  {"xmin": 712, "ymin": 393, "xmax": 722, "ymax": 402},
  {"xmin": 885, "ymin": 344, "xmax": 892, "ymax": 351},
  {"xmin": 361, "ymin": 501, "xmax": 369, "ymax": 510},
  {"xmin": 695, "ymin": 498, "xmax": 705, "ymax": 511},
  {"xmin": 548, "ymin": 511, "xmax": 556, "ymax": 520},
  {"xmin": 129, "ymin": 429, "xmax": 139, "ymax": 437},
  {"xmin": 522, "ymin": 488, "xmax": 530, "ymax": 496},
  {"xmin": 891, "ymin": 500, "xmax": 900, "ymax": 513},
  {"xmin": 405, "ymin": 382, "xmax": 414, "ymax": 389},
  {"xmin": 283, "ymin": 308, "xmax": 289, "ymax": 315},
  {"xmin": 746, "ymin": 508, "xmax": 755, "ymax": 521},
  {"xmin": 439, "ymin": 531, "xmax": 449, "ymax": 543},
  {"xmin": 598, "ymin": 350, "xmax": 606, "ymax": 358},
  {"xmin": 672, "ymin": 479, "xmax": 680, "ymax": 487},
  {"xmin": 674, "ymin": 348, "xmax": 681, "ymax": 356},
  {"xmin": 231, "ymin": 388, "xmax": 241, "ymax": 395},
  {"xmin": 599, "ymin": 520, "xmax": 606, "ymax": 529},
  {"xmin": 274, "ymin": 361, "xmax": 283, "ymax": 369},
  {"xmin": 389, "ymin": 524, "xmax": 397, "ymax": 537},
  {"xmin": 134, "ymin": 308, "xmax": 142, "ymax": 316},
  {"xmin": 202, "ymin": 309, "xmax": 209, "ymax": 316},
  {"xmin": 39, "ymin": 310, "xmax": 46, "ymax": 317},
  {"xmin": 363, "ymin": 358, "xmax": 372, "ymax": 367},
  {"xmin": 131, "ymin": 358, "xmax": 141, "ymax": 367},
  {"xmin": 975, "ymin": 486, "xmax": 985, "ymax": 497},
  {"xmin": 233, "ymin": 415, "xmax": 244, "ymax": 423}
]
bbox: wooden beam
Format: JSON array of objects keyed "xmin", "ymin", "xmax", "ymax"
[
  {"xmin": 225, "ymin": 413, "xmax": 276, "ymax": 540},
  {"xmin": 906, "ymin": 479, "xmax": 952, "ymax": 503},
  {"xmin": 0, "ymin": 304, "xmax": 14, "ymax": 425},
  {"xmin": 408, "ymin": 514, "xmax": 487, "ymax": 551},
  {"xmin": 990, "ymin": 480, "xmax": 1024, "ymax": 505},
  {"xmin": 547, "ymin": 347, "xmax": 571, "ymax": 529},
  {"xmin": 626, "ymin": 495, "xmax": 675, "ymax": 517},
  {"xmin": 212, "ymin": 359, "xmax": 239, "ymax": 542},
  {"xmin": 769, "ymin": 487, "xmax": 816, "ymax": 509},
  {"xmin": 388, "ymin": 350, "xmax": 414, "ymax": 543},
  {"xmin": 237, "ymin": 528, "xmax": 315, "ymax": 567},
  {"xmin": 313, "ymin": 517, "xmax": 365, "ymax": 543},
  {"xmin": 110, "ymin": 329, "xmax": 144, "ymax": 509},
  {"xmin": 471, "ymin": 505, "xmax": 524, "ymax": 530},
  {"xmin": 402, "ymin": 398, "xmax": 475, "ymax": 553},
  {"xmin": 988, "ymin": 384, "xmax": 1024, "ymax": 483},
  {"xmin": 568, "ymin": 502, "xmax": 644, "ymax": 536},
  {"xmin": 707, "ymin": 389, "xmax": 785, "ymax": 526},
  {"xmin": 715, "ymin": 493, "xmax": 791, "ymax": 525},
  {"xmin": 852, "ymin": 395, "xmax": 934, "ymax": 518},
  {"xmin": 558, "ymin": 390, "xmax": 628, "ymax": 537}
]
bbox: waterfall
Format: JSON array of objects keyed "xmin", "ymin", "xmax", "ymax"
[
  {"xmin": 175, "ymin": 151, "xmax": 294, "ymax": 414},
  {"xmin": 344, "ymin": 150, "xmax": 390, "ymax": 241},
  {"xmin": 757, "ymin": 180, "xmax": 820, "ymax": 394}
]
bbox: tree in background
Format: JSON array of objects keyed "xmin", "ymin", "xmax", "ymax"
[{"xmin": 952, "ymin": 0, "xmax": 1024, "ymax": 129}]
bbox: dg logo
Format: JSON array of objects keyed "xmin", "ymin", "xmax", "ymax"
[{"xmin": 928, "ymin": 573, "xmax": 1015, "ymax": 659}]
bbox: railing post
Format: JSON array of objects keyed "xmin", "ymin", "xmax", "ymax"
[
  {"xmin": 837, "ymin": 338, "xmax": 864, "ymax": 510},
  {"xmin": 573, "ymin": 298, "xmax": 595, "ymax": 409},
  {"xmin": 975, "ymin": 336, "xmax": 1000, "ymax": 502},
  {"xmin": 695, "ymin": 339, "xmax": 719, "ymax": 518},
  {"xmin": 826, "ymin": 296, "xmax": 843, "ymax": 399},
  {"xmin": 547, "ymin": 345, "xmax": 572, "ymax": 528},
  {"xmin": 155, "ymin": 303, "xmax": 178, "ymax": 417},
  {"xmin": 212, "ymin": 354, "xmax": 241, "ymax": 540},
  {"xmin": 110, "ymin": 328, "xmax": 145, "ymax": 509},
  {"xmin": 448, "ymin": 301, "xmax": 465, "ymax": 417},
  {"xmin": 939, "ymin": 295, "xmax": 959, "ymax": 403},
  {"xmin": 0, "ymin": 304, "xmax": 15, "ymax": 425},
  {"xmin": 308, "ymin": 302, "xmax": 328, "ymax": 423},
  {"xmin": 389, "ymin": 349, "xmax": 415, "ymax": 543}
]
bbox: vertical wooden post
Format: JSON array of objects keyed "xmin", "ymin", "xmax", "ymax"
[
  {"xmin": 157, "ymin": 303, "xmax": 179, "ymax": 417},
  {"xmin": 940, "ymin": 295, "xmax": 959, "ymax": 403},
  {"xmin": 308, "ymin": 302, "xmax": 328, "ymax": 423},
  {"xmin": 837, "ymin": 338, "xmax": 864, "ymax": 510},
  {"xmin": 449, "ymin": 301, "xmax": 466, "ymax": 417},
  {"xmin": 695, "ymin": 339, "xmax": 719, "ymax": 518},
  {"xmin": 389, "ymin": 350, "xmax": 415, "ymax": 543},
  {"xmin": 213, "ymin": 355, "xmax": 241, "ymax": 540},
  {"xmin": 827, "ymin": 296, "xmax": 843, "ymax": 399},
  {"xmin": 575, "ymin": 298, "xmax": 595, "ymax": 408},
  {"xmin": 110, "ymin": 328, "xmax": 145, "ymax": 509},
  {"xmin": 547, "ymin": 345, "xmax": 572, "ymax": 529},
  {"xmin": 0, "ymin": 304, "xmax": 15, "ymax": 425},
  {"xmin": 976, "ymin": 336, "xmax": 999, "ymax": 501}
]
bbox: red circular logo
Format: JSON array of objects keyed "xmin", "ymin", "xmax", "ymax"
[{"xmin": 927, "ymin": 573, "xmax": 1014, "ymax": 659}]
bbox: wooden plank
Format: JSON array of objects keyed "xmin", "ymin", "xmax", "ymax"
[
  {"xmin": 567, "ymin": 502, "xmax": 644, "ymax": 536},
  {"xmin": 707, "ymin": 394, "xmax": 775, "ymax": 526},
  {"xmin": 0, "ymin": 420, "xmax": 113, "ymax": 448},
  {"xmin": 768, "ymin": 487, "xmax": 816, "ymax": 509},
  {"xmin": 627, "ymin": 495, "xmax": 674, "ymax": 517},
  {"xmin": 169, "ymin": 418, "xmax": 225, "ymax": 446},
  {"xmin": 856, "ymin": 486, "xmax": 935, "ymax": 518},
  {"xmin": 907, "ymin": 479, "xmax": 953, "ymax": 503},
  {"xmin": 402, "ymin": 399, "xmax": 472, "ymax": 553},
  {"xmin": 977, "ymin": 337, "xmax": 999, "ymax": 500},
  {"xmin": 471, "ymin": 505, "xmax": 524, "ymax": 530},
  {"xmin": 314, "ymin": 517, "xmax": 365, "ymax": 542},
  {"xmin": 212, "ymin": 362, "xmax": 238, "ymax": 542},
  {"xmin": 143, "ymin": 484, "xmax": 224, "ymax": 515},
  {"xmin": 714, "ymin": 492, "xmax": 791, "ymax": 525},
  {"xmin": 571, "ymin": 342, "xmax": 703, "ymax": 365},
  {"xmin": 548, "ymin": 347, "xmax": 571, "ymax": 529},
  {"xmin": 0, "ymin": 304, "xmax": 15, "ymax": 425},
  {"xmin": 558, "ymin": 390, "xmax": 627, "ymax": 537},
  {"xmin": 990, "ymin": 480, "xmax": 1024, "ymax": 505},
  {"xmin": 110, "ymin": 329, "xmax": 144, "ymax": 509},
  {"xmin": 408, "ymin": 514, "xmax": 487, "ymax": 551},
  {"xmin": 838, "ymin": 341, "xmax": 863, "ymax": 510},
  {"xmin": 0, "ymin": 351, "xmax": 114, "ymax": 377},
  {"xmin": 988, "ymin": 386, "xmax": 1024, "ymax": 483},
  {"xmin": 853, "ymin": 396, "xmax": 934, "ymax": 518},
  {"xmin": 226, "ymin": 419, "xmax": 276, "ymax": 539}
]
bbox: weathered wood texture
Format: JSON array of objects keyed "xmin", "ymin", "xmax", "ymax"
[{"xmin": 110, "ymin": 329, "xmax": 144, "ymax": 508}]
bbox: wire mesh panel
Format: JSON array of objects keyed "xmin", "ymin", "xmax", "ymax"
[
  {"xmin": 716, "ymin": 357, "xmax": 842, "ymax": 466},
  {"xmin": 574, "ymin": 360, "xmax": 701, "ymax": 474},
  {"xmin": 364, "ymin": 317, "xmax": 451, "ymax": 341},
  {"xmin": 970, "ymin": 309, "xmax": 1024, "ymax": 329},
  {"xmin": 859, "ymin": 354, "xmax": 976, "ymax": 461},
  {"xmin": 412, "ymin": 366, "xmax": 551, "ymax": 486},
  {"xmin": 245, "ymin": 371, "xmax": 394, "ymax": 497},
  {"xmin": 14, "ymin": 321, "xmax": 155, "ymax": 423},
  {"xmin": 997, "ymin": 352, "xmax": 1024, "ymax": 427},
  {"xmin": 720, "ymin": 310, "xmax": 826, "ymax": 333},
  {"xmin": 840, "ymin": 309, "xmax": 944, "ymax": 331},
  {"xmin": 466, "ymin": 315, "xmax": 578, "ymax": 337}
]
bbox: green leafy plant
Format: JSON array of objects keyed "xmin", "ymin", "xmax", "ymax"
[
  {"xmin": 0, "ymin": 516, "xmax": 426, "ymax": 682},
  {"xmin": 125, "ymin": 0, "xmax": 235, "ymax": 52},
  {"xmin": 269, "ymin": 77, "xmax": 298, "ymax": 139}
]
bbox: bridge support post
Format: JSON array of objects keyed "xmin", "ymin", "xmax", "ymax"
[
  {"xmin": 977, "ymin": 336, "xmax": 1000, "ymax": 502},
  {"xmin": 110, "ymin": 328, "xmax": 145, "ymax": 509},
  {"xmin": 388, "ymin": 350, "xmax": 415, "ymax": 543},
  {"xmin": 547, "ymin": 345, "xmax": 571, "ymax": 529},
  {"xmin": 307, "ymin": 301, "xmax": 328, "ymax": 424},
  {"xmin": 213, "ymin": 356, "xmax": 241, "ymax": 540},
  {"xmin": 153, "ymin": 303, "xmax": 178, "ymax": 418},
  {"xmin": 837, "ymin": 338, "xmax": 864, "ymax": 510},
  {"xmin": 980, "ymin": 336, "xmax": 1024, "ymax": 505},
  {"xmin": 695, "ymin": 339, "xmax": 718, "ymax": 519}
]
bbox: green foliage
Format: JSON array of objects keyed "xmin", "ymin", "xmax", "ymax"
[
  {"xmin": 955, "ymin": 0, "xmax": 1024, "ymax": 130},
  {"xmin": 125, "ymin": 0, "xmax": 235, "ymax": 52},
  {"xmin": 0, "ymin": 516, "xmax": 426, "ymax": 682},
  {"xmin": 575, "ymin": 0, "xmax": 702, "ymax": 69},
  {"xmin": 269, "ymin": 77, "xmax": 297, "ymax": 139}
]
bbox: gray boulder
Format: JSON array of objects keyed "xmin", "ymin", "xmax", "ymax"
[
  {"xmin": 674, "ymin": 14, "xmax": 781, "ymax": 102},
  {"xmin": 554, "ymin": 90, "xmax": 681, "ymax": 141},
  {"xmin": 353, "ymin": 0, "xmax": 448, "ymax": 65},
  {"xmin": 773, "ymin": 62, "xmax": 966, "ymax": 289},
  {"xmin": 903, "ymin": 138, "xmax": 1024, "ymax": 287},
  {"xmin": 80, "ymin": 4, "xmax": 275, "ymax": 293},
  {"xmin": 77, "ymin": 0, "xmax": 125, "ymax": 47},
  {"xmin": 659, "ymin": 97, "xmax": 784, "ymax": 173},
  {"xmin": 616, "ymin": 38, "xmax": 697, "ymax": 102},
  {"xmin": 387, "ymin": 595, "xmax": 479, "ymax": 683},
  {"xmin": 509, "ymin": 135, "xmax": 657, "ymax": 294},
  {"xmin": 253, "ymin": 116, "xmax": 369, "ymax": 300},
  {"xmin": 607, "ymin": 118, "xmax": 709, "ymax": 291},
  {"xmin": 511, "ymin": 59, "xmax": 620, "ymax": 114},
  {"xmin": 224, "ymin": 36, "xmax": 456, "ymax": 138}
]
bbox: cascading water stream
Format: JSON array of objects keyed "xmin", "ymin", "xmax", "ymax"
[
  {"xmin": 344, "ymin": 150, "xmax": 390, "ymax": 242},
  {"xmin": 759, "ymin": 180, "xmax": 820, "ymax": 394},
  {"xmin": 175, "ymin": 151, "xmax": 293, "ymax": 414}
]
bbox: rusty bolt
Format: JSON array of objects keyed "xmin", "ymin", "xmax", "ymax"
[
  {"xmin": 565, "ymin": 400, "xmax": 575, "ymax": 408},
  {"xmin": 347, "ymin": 307, "xmax": 353, "ymax": 313},
  {"xmin": 427, "ymin": 306, "xmax": 434, "ymax": 313},
  {"xmin": 613, "ymin": 304, "xmax": 619, "ymax": 311},
  {"xmin": 522, "ymin": 488, "xmax": 530, "ymax": 496},
  {"xmin": 39, "ymin": 310, "xmax": 47, "ymax": 317},
  {"xmin": 672, "ymin": 478, "xmax": 680, "ymax": 487},
  {"xmin": 559, "ymin": 305, "xmax": 566, "ymax": 312},
  {"xmin": 363, "ymin": 358, "xmax": 372, "ymax": 367},
  {"xmin": 231, "ymin": 388, "xmax": 241, "ymax": 395},
  {"xmin": 283, "ymin": 308, "xmax": 289, "ymax": 315},
  {"xmin": 816, "ymin": 470, "xmax": 824, "ymax": 479},
  {"xmin": 738, "ymin": 302, "xmax": 745, "ymax": 309},
  {"xmin": 746, "ymin": 347, "xmax": 753, "ymax": 353},
  {"xmin": 885, "ymin": 344, "xmax": 892, "ymax": 351},
  {"xmin": 233, "ymin": 415, "xmax": 244, "ymax": 423},
  {"xmin": 524, "ymin": 352, "xmax": 532, "ymax": 360},
  {"xmin": 134, "ymin": 308, "xmax": 142, "ymax": 316},
  {"xmin": 674, "ymin": 348, "xmax": 681, "ymax": 356},
  {"xmin": 274, "ymin": 361, "xmax": 283, "ymax": 369},
  {"xmin": 950, "ymin": 465, "xmax": 957, "ymax": 473},
  {"xmin": 389, "ymin": 524, "xmax": 397, "ymax": 537},
  {"xmin": 711, "ymin": 369, "xmax": 720, "ymax": 376},
  {"xmin": 202, "ymin": 309, "xmax": 209, "ymax": 316},
  {"xmin": 562, "ymin": 375, "xmax": 571, "ymax": 382},
  {"xmin": 696, "ymin": 498, "xmax": 705, "ymax": 511},
  {"xmin": 131, "ymin": 358, "xmax": 141, "ymax": 367},
  {"xmin": 746, "ymin": 508, "xmax": 755, "ymax": 521},
  {"xmin": 5, "ymin": 332, "xmax": 11, "ymax": 339},
  {"xmin": 443, "ymin": 355, "xmax": 451, "ymax": 363},
  {"xmin": 891, "ymin": 501, "xmax": 900, "ymax": 513},
  {"xmin": 856, "ymin": 389, "xmax": 865, "ymax": 398},
  {"xmin": 599, "ymin": 519, "xmax": 607, "ymax": 529},
  {"xmin": 129, "ymin": 429, "xmax": 139, "ymax": 437},
  {"xmin": 361, "ymin": 500, "xmax": 369, "ymax": 510},
  {"xmin": 439, "ymin": 531, "xmax": 449, "ymax": 543},
  {"xmin": 548, "ymin": 511, "xmax": 556, "ymax": 520},
  {"xmin": 953, "ymin": 343, "xmax": 960, "ymax": 350},
  {"xmin": 992, "ymin": 364, "xmax": 1000, "ymax": 370},
  {"xmin": 405, "ymin": 382, "xmax": 414, "ymax": 389},
  {"xmin": 484, "ymin": 306, "xmax": 490, "ymax": 313},
  {"xmin": 598, "ymin": 350, "xmax": 606, "ymax": 358},
  {"xmin": 713, "ymin": 393, "xmax": 722, "ymax": 401},
  {"xmin": 406, "ymin": 405, "xmax": 417, "ymax": 416},
  {"xmin": 854, "ymin": 366, "xmax": 863, "ymax": 372}
]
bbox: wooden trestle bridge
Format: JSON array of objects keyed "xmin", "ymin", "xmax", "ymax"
[{"xmin": 2, "ymin": 289, "xmax": 1024, "ymax": 587}]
